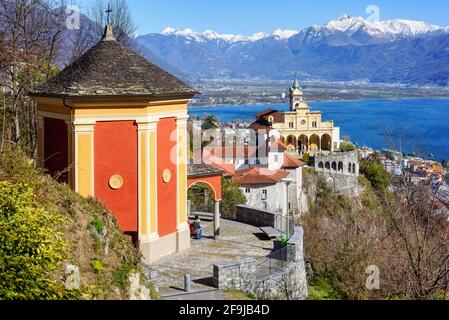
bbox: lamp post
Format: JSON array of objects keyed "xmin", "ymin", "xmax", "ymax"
[{"xmin": 282, "ymin": 178, "xmax": 295, "ymax": 238}]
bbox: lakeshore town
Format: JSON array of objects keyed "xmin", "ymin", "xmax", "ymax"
[{"xmin": 189, "ymin": 77, "xmax": 449, "ymax": 221}]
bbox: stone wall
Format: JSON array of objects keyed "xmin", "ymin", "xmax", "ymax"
[
  {"xmin": 213, "ymin": 226, "xmax": 308, "ymax": 300},
  {"xmin": 235, "ymin": 205, "xmax": 279, "ymax": 229},
  {"xmin": 213, "ymin": 258, "xmax": 256, "ymax": 291},
  {"xmin": 313, "ymin": 151, "xmax": 361, "ymax": 196},
  {"xmin": 314, "ymin": 150, "xmax": 360, "ymax": 177}
]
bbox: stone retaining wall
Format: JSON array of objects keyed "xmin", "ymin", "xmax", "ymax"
[
  {"xmin": 213, "ymin": 226, "xmax": 308, "ymax": 300},
  {"xmin": 235, "ymin": 205, "xmax": 279, "ymax": 229}
]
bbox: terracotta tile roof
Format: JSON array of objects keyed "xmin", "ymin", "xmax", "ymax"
[
  {"xmin": 251, "ymin": 109, "xmax": 285, "ymax": 130},
  {"xmin": 283, "ymin": 154, "xmax": 305, "ymax": 168},
  {"xmin": 256, "ymin": 109, "xmax": 285, "ymax": 122},
  {"xmin": 211, "ymin": 163, "xmax": 235, "ymax": 177},
  {"xmin": 31, "ymin": 27, "xmax": 198, "ymax": 99},
  {"xmin": 233, "ymin": 167, "xmax": 289, "ymax": 185},
  {"xmin": 256, "ymin": 109, "xmax": 277, "ymax": 118},
  {"xmin": 250, "ymin": 122, "xmax": 272, "ymax": 131}
]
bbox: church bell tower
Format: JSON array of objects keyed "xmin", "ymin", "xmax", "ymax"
[{"xmin": 289, "ymin": 74, "xmax": 304, "ymax": 111}]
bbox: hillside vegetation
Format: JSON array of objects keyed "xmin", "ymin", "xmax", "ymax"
[
  {"xmin": 0, "ymin": 148, "xmax": 156, "ymax": 300},
  {"xmin": 301, "ymin": 162, "xmax": 449, "ymax": 300}
]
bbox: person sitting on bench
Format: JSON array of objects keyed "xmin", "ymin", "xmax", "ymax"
[{"xmin": 189, "ymin": 219, "xmax": 204, "ymax": 240}]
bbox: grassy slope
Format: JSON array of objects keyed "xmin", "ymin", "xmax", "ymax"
[{"xmin": 0, "ymin": 149, "xmax": 157, "ymax": 300}]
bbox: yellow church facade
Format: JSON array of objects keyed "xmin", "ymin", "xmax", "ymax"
[{"xmin": 252, "ymin": 78, "xmax": 340, "ymax": 154}]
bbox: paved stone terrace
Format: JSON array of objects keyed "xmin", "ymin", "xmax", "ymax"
[{"xmin": 151, "ymin": 219, "xmax": 274, "ymax": 295}]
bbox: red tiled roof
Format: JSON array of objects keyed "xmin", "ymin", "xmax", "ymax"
[
  {"xmin": 250, "ymin": 122, "xmax": 272, "ymax": 131},
  {"xmin": 212, "ymin": 163, "xmax": 235, "ymax": 177},
  {"xmin": 233, "ymin": 167, "xmax": 289, "ymax": 185},
  {"xmin": 283, "ymin": 154, "xmax": 305, "ymax": 168},
  {"xmin": 256, "ymin": 109, "xmax": 277, "ymax": 118}
]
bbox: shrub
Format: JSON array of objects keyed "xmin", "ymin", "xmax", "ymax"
[
  {"xmin": 340, "ymin": 141, "xmax": 356, "ymax": 152},
  {"xmin": 360, "ymin": 158, "xmax": 391, "ymax": 192},
  {"xmin": 221, "ymin": 177, "xmax": 247, "ymax": 218},
  {"xmin": 91, "ymin": 260, "xmax": 105, "ymax": 273},
  {"xmin": 91, "ymin": 218, "xmax": 105, "ymax": 234},
  {"xmin": 0, "ymin": 181, "xmax": 80, "ymax": 300},
  {"xmin": 113, "ymin": 262, "xmax": 135, "ymax": 293},
  {"xmin": 301, "ymin": 152, "xmax": 310, "ymax": 165}
]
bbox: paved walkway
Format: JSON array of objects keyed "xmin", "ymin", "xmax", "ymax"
[
  {"xmin": 163, "ymin": 289, "xmax": 230, "ymax": 301},
  {"xmin": 151, "ymin": 219, "xmax": 273, "ymax": 295}
]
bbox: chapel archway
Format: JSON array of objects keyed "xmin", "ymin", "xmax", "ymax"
[
  {"xmin": 310, "ymin": 134, "xmax": 320, "ymax": 151},
  {"xmin": 298, "ymin": 135, "xmax": 309, "ymax": 153},
  {"xmin": 321, "ymin": 134, "xmax": 332, "ymax": 151},
  {"xmin": 286, "ymin": 135, "xmax": 297, "ymax": 152}
]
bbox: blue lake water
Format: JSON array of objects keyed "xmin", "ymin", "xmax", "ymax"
[{"xmin": 189, "ymin": 98, "xmax": 449, "ymax": 161}]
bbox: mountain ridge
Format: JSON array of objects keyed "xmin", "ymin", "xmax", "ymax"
[
  {"xmin": 154, "ymin": 15, "xmax": 448, "ymax": 44},
  {"xmin": 136, "ymin": 15, "xmax": 449, "ymax": 86}
]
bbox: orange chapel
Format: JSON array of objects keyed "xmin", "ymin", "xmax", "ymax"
[{"xmin": 30, "ymin": 25, "xmax": 198, "ymax": 264}]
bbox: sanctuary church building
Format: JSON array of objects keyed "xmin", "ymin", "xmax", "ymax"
[
  {"xmin": 251, "ymin": 78, "xmax": 340, "ymax": 154},
  {"xmin": 30, "ymin": 25, "xmax": 198, "ymax": 264}
]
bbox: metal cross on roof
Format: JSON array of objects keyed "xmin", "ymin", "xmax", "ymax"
[{"xmin": 106, "ymin": 3, "xmax": 112, "ymax": 25}]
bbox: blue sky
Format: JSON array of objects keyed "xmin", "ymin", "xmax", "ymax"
[{"xmin": 74, "ymin": 0, "xmax": 449, "ymax": 35}]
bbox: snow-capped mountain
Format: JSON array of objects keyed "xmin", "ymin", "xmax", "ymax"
[
  {"xmin": 154, "ymin": 15, "xmax": 445, "ymax": 44},
  {"xmin": 324, "ymin": 14, "xmax": 441, "ymax": 37},
  {"xmin": 159, "ymin": 27, "xmax": 298, "ymax": 43},
  {"xmin": 136, "ymin": 15, "xmax": 449, "ymax": 86}
]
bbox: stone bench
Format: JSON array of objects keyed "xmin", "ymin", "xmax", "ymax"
[
  {"xmin": 189, "ymin": 212, "xmax": 214, "ymax": 221},
  {"xmin": 260, "ymin": 227, "xmax": 281, "ymax": 239}
]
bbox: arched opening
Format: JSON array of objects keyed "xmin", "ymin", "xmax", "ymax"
[
  {"xmin": 188, "ymin": 182, "xmax": 216, "ymax": 213},
  {"xmin": 321, "ymin": 134, "xmax": 332, "ymax": 151},
  {"xmin": 309, "ymin": 134, "xmax": 320, "ymax": 151},
  {"xmin": 348, "ymin": 163, "xmax": 352, "ymax": 174},
  {"xmin": 286, "ymin": 135, "xmax": 297, "ymax": 152},
  {"xmin": 325, "ymin": 162, "xmax": 331, "ymax": 170},
  {"xmin": 353, "ymin": 165, "xmax": 356, "ymax": 175},
  {"xmin": 332, "ymin": 162, "xmax": 337, "ymax": 171},
  {"xmin": 318, "ymin": 162, "xmax": 324, "ymax": 170},
  {"xmin": 338, "ymin": 161, "xmax": 344, "ymax": 172},
  {"xmin": 298, "ymin": 135, "xmax": 309, "ymax": 153}
]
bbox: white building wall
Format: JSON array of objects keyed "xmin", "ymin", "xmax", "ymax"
[
  {"xmin": 227, "ymin": 157, "xmax": 258, "ymax": 171},
  {"xmin": 284, "ymin": 167, "xmax": 303, "ymax": 215},
  {"xmin": 240, "ymin": 183, "xmax": 286, "ymax": 214},
  {"xmin": 332, "ymin": 127, "xmax": 341, "ymax": 151},
  {"xmin": 268, "ymin": 152, "xmax": 284, "ymax": 171}
]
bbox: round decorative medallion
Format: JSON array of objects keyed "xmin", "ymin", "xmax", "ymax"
[
  {"xmin": 109, "ymin": 175, "xmax": 124, "ymax": 190},
  {"xmin": 301, "ymin": 120, "xmax": 306, "ymax": 125},
  {"xmin": 162, "ymin": 169, "xmax": 172, "ymax": 183}
]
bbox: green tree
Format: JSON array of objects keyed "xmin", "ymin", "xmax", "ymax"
[
  {"xmin": 340, "ymin": 141, "xmax": 356, "ymax": 152},
  {"xmin": 221, "ymin": 178, "xmax": 247, "ymax": 218},
  {"xmin": 301, "ymin": 152, "xmax": 310, "ymax": 165},
  {"xmin": 360, "ymin": 156, "xmax": 391, "ymax": 192},
  {"xmin": 203, "ymin": 115, "xmax": 219, "ymax": 130}
]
